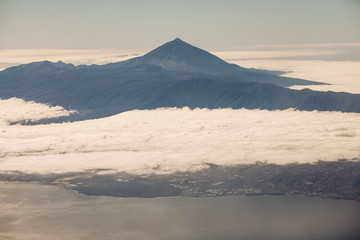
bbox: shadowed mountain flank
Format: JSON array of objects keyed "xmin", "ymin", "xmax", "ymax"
[{"xmin": 1, "ymin": 38, "xmax": 359, "ymax": 121}]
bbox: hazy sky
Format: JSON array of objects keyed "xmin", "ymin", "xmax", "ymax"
[{"xmin": 0, "ymin": 0, "xmax": 359, "ymax": 50}]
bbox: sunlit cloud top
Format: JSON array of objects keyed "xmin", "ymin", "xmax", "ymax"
[
  {"xmin": 0, "ymin": 101, "xmax": 359, "ymax": 175},
  {"xmin": 0, "ymin": 97, "xmax": 75, "ymax": 125}
]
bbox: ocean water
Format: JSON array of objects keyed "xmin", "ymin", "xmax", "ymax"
[{"xmin": 1, "ymin": 181, "xmax": 359, "ymax": 240}]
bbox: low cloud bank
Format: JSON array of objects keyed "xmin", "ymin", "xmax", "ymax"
[
  {"xmin": 0, "ymin": 98, "xmax": 75, "ymax": 125},
  {"xmin": 0, "ymin": 105, "xmax": 359, "ymax": 175},
  {"xmin": 228, "ymin": 59, "xmax": 360, "ymax": 94}
]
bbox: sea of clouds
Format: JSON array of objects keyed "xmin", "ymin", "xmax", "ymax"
[
  {"xmin": 0, "ymin": 44, "xmax": 359, "ymax": 175},
  {"xmin": 0, "ymin": 99, "xmax": 359, "ymax": 175},
  {"xmin": 228, "ymin": 59, "xmax": 360, "ymax": 94},
  {"xmin": 213, "ymin": 43, "xmax": 360, "ymax": 94}
]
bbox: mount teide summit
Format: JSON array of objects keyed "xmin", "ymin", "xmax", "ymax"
[
  {"xmin": 1, "ymin": 38, "xmax": 360, "ymax": 121},
  {"xmin": 105, "ymin": 38, "xmax": 246, "ymax": 75}
]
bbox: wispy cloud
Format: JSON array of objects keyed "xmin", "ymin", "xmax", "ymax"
[
  {"xmin": 256, "ymin": 43, "xmax": 360, "ymax": 49},
  {"xmin": 212, "ymin": 50, "xmax": 337, "ymax": 60},
  {"xmin": 0, "ymin": 49, "xmax": 145, "ymax": 70},
  {"xmin": 0, "ymin": 104, "xmax": 359, "ymax": 175}
]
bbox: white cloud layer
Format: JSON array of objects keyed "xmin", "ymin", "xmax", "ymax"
[
  {"xmin": 226, "ymin": 59, "xmax": 360, "ymax": 94},
  {"xmin": 0, "ymin": 103, "xmax": 359, "ymax": 175},
  {"xmin": 0, "ymin": 98, "xmax": 75, "ymax": 125}
]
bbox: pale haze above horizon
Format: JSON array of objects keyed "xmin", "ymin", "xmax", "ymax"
[{"xmin": 0, "ymin": 0, "xmax": 359, "ymax": 50}]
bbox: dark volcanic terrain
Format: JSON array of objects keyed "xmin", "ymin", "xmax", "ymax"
[{"xmin": 1, "ymin": 38, "xmax": 360, "ymax": 122}]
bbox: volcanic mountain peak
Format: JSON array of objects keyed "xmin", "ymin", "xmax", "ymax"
[
  {"xmin": 172, "ymin": 37, "xmax": 185, "ymax": 42},
  {"xmin": 164, "ymin": 37, "xmax": 187, "ymax": 46},
  {"xmin": 127, "ymin": 38, "xmax": 244, "ymax": 75}
]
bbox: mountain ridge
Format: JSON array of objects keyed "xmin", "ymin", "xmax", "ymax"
[
  {"xmin": 1, "ymin": 38, "xmax": 359, "ymax": 122},
  {"xmin": 2, "ymin": 38, "xmax": 323, "ymax": 87}
]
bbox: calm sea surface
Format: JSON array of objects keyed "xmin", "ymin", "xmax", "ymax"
[{"xmin": 0, "ymin": 181, "xmax": 359, "ymax": 240}]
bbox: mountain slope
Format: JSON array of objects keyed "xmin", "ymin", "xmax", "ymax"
[
  {"xmin": 89, "ymin": 38, "xmax": 323, "ymax": 87},
  {"xmin": 120, "ymin": 38, "xmax": 244, "ymax": 74},
  {"xmin": 0, "ymin": 38, "xmax": 359, "ymax": 121}
]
